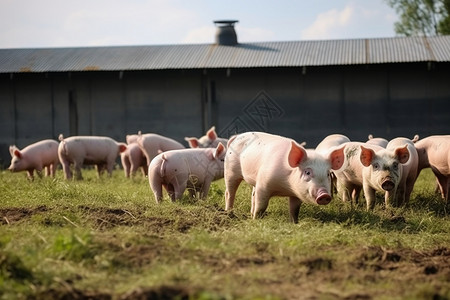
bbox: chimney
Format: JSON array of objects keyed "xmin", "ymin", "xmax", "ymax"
[{"xmin": 214, "ymin": 20, "xmax": 238, "ymax": 46}]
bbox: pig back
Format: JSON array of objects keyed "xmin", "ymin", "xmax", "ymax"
[
  {"xmin": 227, "ymin": 132, "xmax": 293, "ymax": 185},
  {"xmin": 60, "ymin": 136, "xmax": 121, "ymax": 162}
]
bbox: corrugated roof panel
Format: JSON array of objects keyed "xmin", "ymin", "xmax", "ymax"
[
  {"xmin": 1, "ymin": 35, "xmax": 449, "ymax": 73},
  {"xmin": 427, "ymin": 35, "xmax": 450, "ymax": 61}
]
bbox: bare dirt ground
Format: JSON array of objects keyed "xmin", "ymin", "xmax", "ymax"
[{"xmin": 1, "ymin": 205, "xmax": 449, "ymax": 300}]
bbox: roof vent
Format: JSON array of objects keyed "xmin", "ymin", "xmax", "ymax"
[{"xmin": 214, "ymin": 20, "xmax": 238, "ymax": 46}]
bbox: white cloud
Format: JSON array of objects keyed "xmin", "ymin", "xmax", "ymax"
[
  {"xmin": 301, "ymin": 5, "xmax": 355, "ymax": 40},
  {"xmin": 182, "ymin": 26, "xmax": 215, "ymax": 44}
]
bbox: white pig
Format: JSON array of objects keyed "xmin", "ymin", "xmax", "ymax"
[
  {"xmin": 335, "ymin": 142, "xmax": 410, "ymax": 210},
  {"xmin": 224, "ymin": 132, "xmax": 346, "ymax": 223},
  {"xmin": 415, "ymin": 135, "xmax": 450, "ymax": 203},
  {"xmin": 184, "ymin": 126, "xmax": 229, "ymax": 148},
  {"xmin": 366, "ymin": 134, "xmax": 389, "ymax": 148},
  {"xmin": 8, "ymin": 139, "xmax": 60, "ymax": 180},
  {"xmin": 385, "ymin": 137, "xmax": 419, "ymax": 206},
  {"xmin": 58, "ymin": 135, "xmax": 127, "ymax": 180},
  {"xmin": 120, "ymin": 133, "xmax": 148, "ymax": 178},
  {"xmin": 137, "ymin": 133, "xmax": 185, "ymax": 166},
  {"xmin": 315, "ymin": 134, "xmax": 351, "ymax": 197},
  {"xmin": 120, "ymin": 143, "xmax": 148, "ymax": 178},
  {"xmin": 148, "ymin": 143, "xmax": 226, "ymax": 202}
]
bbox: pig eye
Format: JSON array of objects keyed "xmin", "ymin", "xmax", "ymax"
[
  {"xmin": 373, "ymin": 163, "xmax": 379, "ymax": 170},
  {"xmin": 303, "ymin": 168, "xmax": 313, "ymax": 181},
  {"xmin": 393, "ymin": 162, "xmax": 398, "ymax": 170}
]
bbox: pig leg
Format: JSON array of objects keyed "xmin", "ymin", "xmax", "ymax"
[
  {"xmin": 61, "ymin": 160, "xmax": 72, "ymax": 180},
  {"xmin": 150, "ymin": 179, "xmax": 164, "ymax": 203},
  {"xmin": 26, "ymin": 169, "xmax": 35, "ymax": 181},
  {"xmin": 73, "ymin": 160, "xmax": 83, "ymax": 180},
  {"xmin": 225, "ymin": 177, "xmax": 242, "ymax": 211},
  {"xmin": 289, "ymin": 196, "xmax": 302, "ymax": 223},
  {"xmin": 434, "ymin": 173, "xmax": 449, "ymax": 203},
  {"xmin": 363, "ymin": 183, "xmax": 377, "ymax": 210},
  {"xmin": 121, "ymin": 156, "xmax": 131, "ymax": 178},
  {"xmin": 251, "ymin": 187, "xmax": 256, "ymax": 216},
  {"xmin": 252, "ymin": 186, "xmax": 271, "ymax": 219},
  {"xmin": 106, "ymin": 162, "xmax": 114, "ymax": 177},
  {"xmin": 199, "ymin": 179, "xmax": 213, "ymax": 200}
]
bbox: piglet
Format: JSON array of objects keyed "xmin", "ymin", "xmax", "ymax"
[
  {"xmin": 366, "ymin": 134, "xmax": 389, "ymax": 148},
  {"xmin": 335, "ymin": 142, "xmax": 410, "ymax": 210},
  {"xmin": 120, "ymin": 134, "xmax": 148, "ymax": 178},
  {"xmin": 8, "ymin": 139, "xmax": 60, "ymax": 180},
  {"xmin": 58, "ymin": 135, "xmax": 127, "ymax": 180},
  {"xmin": 224, "ymin": 132, "xmax": 346, "ymax": 223},
  {"xmin": 185, "ymin": 126, "xmax": 228, "ymax": 148},
  {"xmin": 137, "ymin": 133, "xmax": 185, "ymax": 166},
  {"xmin": 148, "ymin": 143, "xmax": 226, "ymax": 202},
  {"xmin": 385, "ymin": 137, "xmax": 419, "ymax": 206},
  {"xmin": 415, "ymin": 135, "xmax": 450, "ymax": 203}
]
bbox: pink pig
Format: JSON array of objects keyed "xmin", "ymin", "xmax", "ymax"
[
  {"xmin": 334, "ymin": 142, "xmax": 410, "ymax": 209},
  {"xmin": 8, "ymin": 139, "xmax": 60, "ymax": 180},
  {"xmin": 185, "ymin": 126, "xmax": 229, "ymax": 148},
  {"xmin": 366, "ymin": 134, "xmax": 389, "ymax": 148},
  {"xmin": 415, "ymin": 135, "xmax": 450, "ymax": 202},
  {"xmin": 58, "ymin": 135, "xmax": 127, "ymax": 180},
  {"xmin": 148, "ymin": 143, "xmax": 226, "ymax": 202},
  {"xmin": 120, "ymin": 134, "xmax": 148, "ymax": 178},
  {"xmin": 224, "ymin": 132, "xmax": 346, "ymax": 223},
  {"xmin": 385, "ymin": 137, "xmax": 419, "ymax": 206},
  {"xmin": 137, "ymin": 133, "xmax": 185, "ymax": 166}
]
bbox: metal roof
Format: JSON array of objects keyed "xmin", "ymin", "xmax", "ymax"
[{"xmin": 1, "ymin": 35, "xmax": 449, "ymax": 73}]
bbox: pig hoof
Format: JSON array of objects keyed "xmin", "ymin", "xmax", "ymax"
[{"xmin": 382, "ymin": 180, "xmax": 395, "ymax": 191}]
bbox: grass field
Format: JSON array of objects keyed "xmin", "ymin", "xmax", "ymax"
[{"xmin": 0, "ymin": 167, "xmax": 449, "ymax": 300}]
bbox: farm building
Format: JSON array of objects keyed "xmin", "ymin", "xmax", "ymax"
[{"xmin": 1, "ymin": 21, "xmax": 450, "ymax": 167}]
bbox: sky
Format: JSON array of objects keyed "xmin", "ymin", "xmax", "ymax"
[{"xmin": 0, "ymin": 0, "xmax": 399, "ymax": 49}]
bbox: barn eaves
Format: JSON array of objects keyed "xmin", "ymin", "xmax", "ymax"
[{"xmin": 0, "ymin": 35, "xmax": 449, "ymax": 73}]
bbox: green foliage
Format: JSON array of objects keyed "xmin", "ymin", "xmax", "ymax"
[
  {"xmin": 386, "ymin": 0, "xmax": 450, "ymax": 36},
  {"xmin": 0, "ymin": 168, "xmax": 449, "ymax": 299}
]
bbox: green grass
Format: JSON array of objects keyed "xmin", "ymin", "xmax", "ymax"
[{"xmin": 0, "ymin": 168, "xmax": 449, "ymax": 299}]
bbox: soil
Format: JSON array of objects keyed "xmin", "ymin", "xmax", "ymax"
[{"xmin": 1, "ymin": 205, "xmax": 449, "ymax": 299}]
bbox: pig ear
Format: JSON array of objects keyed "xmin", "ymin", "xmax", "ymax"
[
  {"xmin": 329, "ymin": 146, "xmax": 346, "ymax": 171},
  {"xmin": 13, "ymin": 149, "xmax": 22, "ymax": 159},
  {"xmin": 9, "ymin": 145, "xmax": 17, "ymax": 157},
  {"xmin": 185, "ymin": 137, "xmax": 199, "ymax": 148},
  {"xmin": 395, "ymin": 145, "xmax": 410, "ymax": 164},
  {"xmin": 288, "ymin": 141, "xmax": 307, "ymax": 168},
  {"xmin": 360, "ymin": 145, "xmax": 375, "ymax": 167},
  {"xmin": 207, "ymin": 126, "xmax": 217, "ymax": 141},
  {"xmin": 213, "ymin": 142, "xmax": 226, "ymax": 159},
  {"xmin": 118, "ymin": 143, "xmax": 127, "ymax": 153}
]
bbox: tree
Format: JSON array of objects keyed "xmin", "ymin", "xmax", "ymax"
[{"xmin": 386, "ymin": 0, "xmax": 450, "ymax": 36}]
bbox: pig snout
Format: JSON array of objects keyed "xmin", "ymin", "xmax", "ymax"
[
  {"xmin": 381, "ymin": 179, "xmax": 395, "ymax": 191},
  {"xmin": 315, "ymin": 188, "xmax": 332, "ymax": 205}
]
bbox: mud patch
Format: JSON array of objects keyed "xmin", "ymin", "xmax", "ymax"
[
  {"xmin": 120, "ymin": 285, "xmax": 192, "ymax": 300},
  {"xmin": 0, "ymin": 206, "xmax": 48, "ymax": 225}
]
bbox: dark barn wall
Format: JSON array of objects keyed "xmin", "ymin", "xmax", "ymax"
[
  {"xmin": 1, "ymin": 62, "xmax": 449, "ymax": 167},
  {"xmin": 209, "ymin": 63, "xmax": 450, "ymax": 147}
]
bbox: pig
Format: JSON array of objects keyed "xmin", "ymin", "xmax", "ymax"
[
  {"xmin": 315, "ymin": 134, "xmax": 350, "ymax": 155},
  {"xmin": 334, "ymin": 142, "xmax": 410, "ymax": 210},
  {"xmin": 120, "ymin": 143, "xmax": 148, "ymax": 178},
  {"xmin": 415, "ymin": 135, "xmax": 450, "ymax": 203},
  {"xmin": 224, "ymin": 132, "xmax": 346, "ymax": 223},
  {"xmin": 137, "ymin": 133, "xmax": 185, "ymax": 166},
  {"xmin": 184, "ymin": 126, "xmax": 229, "ymax": 148},
  {"xmin": 385, "ymin": 137, "xmax": 419, "ymax": 206},
  {"xmin": 58, "ymin": 134, "xmax": 127, "ymax": 180},
  {"xmin": 148, "ymin": 143, "xmax": 226, "ymax": 202},
  {"xmin": 315, "ymin": 134, "xmax": 351, "ymax": 197},
  {"xmin": 366, "ymin": 134, "xmax": 389, "ymax": 148},
  {"xmin": 8, "ymin": 139, "xmax": 60, "ymax": 180},
  {"xmin": 120, "ymin": 133, "xmax": 148, "ymax": 178}
]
